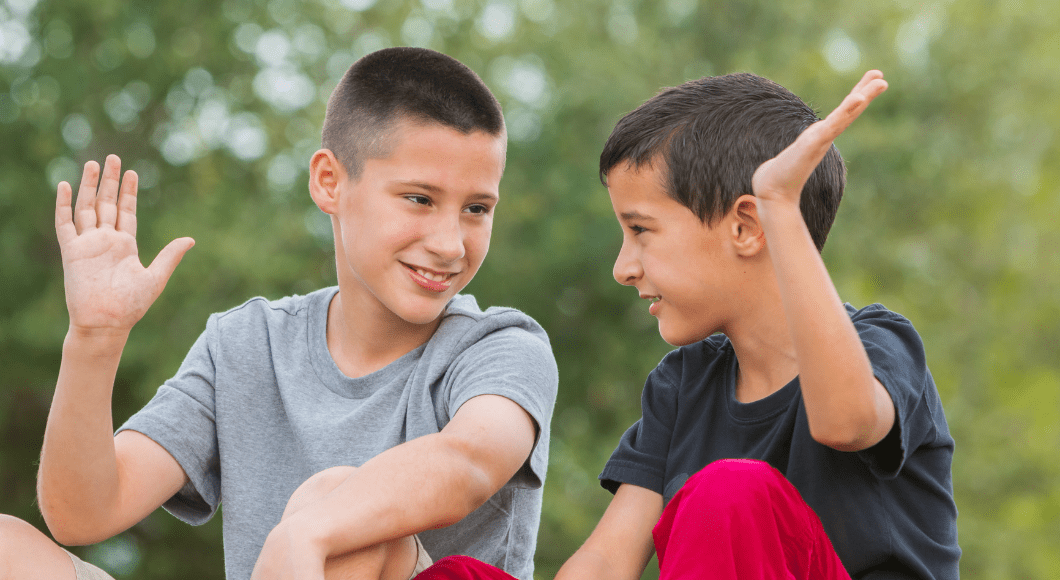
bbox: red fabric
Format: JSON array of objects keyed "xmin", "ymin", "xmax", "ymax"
[
  {"xmin": 654, "ymin": 459, "xmax": 850, "ymax": 580},
  {"xmin": 412, "ymin": 555, "xmax": 517, "ymax": 580},
  {"xmin": 413, "ymin": 459, "xmax": 849, "ymax": 580}
]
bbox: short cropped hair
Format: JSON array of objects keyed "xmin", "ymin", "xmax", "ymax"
[
  {"xmin": 323, "ymin": 47, "xmax": 505, "ymax": 178},
  {"xmin": 599, "ymin": 73, "xmax": 845, "ymax": 251}
]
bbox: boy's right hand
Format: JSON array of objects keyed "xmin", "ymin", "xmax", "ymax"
[{"xmin": 55, "ymin": 155, "xmax": 194, "ymax": 338}]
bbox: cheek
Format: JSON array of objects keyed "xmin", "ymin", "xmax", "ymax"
[
  {"xmin": 378, "ymin": 214, "xmax": 425, "ymax": 249},
  {"xmin": 466, "ymin": 222, "xmax": 492, "ymax": 262}
]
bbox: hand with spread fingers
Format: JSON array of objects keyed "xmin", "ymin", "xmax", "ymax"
[
  {"xmin": 54, "ymin": 154, "xmax": 194, "ymax": 337},
  {"xmin": 752, "ymin": 70, "xmax": 888, "ymax": 208}
]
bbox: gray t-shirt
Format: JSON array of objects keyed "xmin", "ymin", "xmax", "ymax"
[{"xmin": 119, "ymin": 287, "xmax": 558, "ymax": 580}]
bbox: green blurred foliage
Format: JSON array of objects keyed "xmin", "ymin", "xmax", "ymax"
[{"xmin": 1, "ymin": 0, "xmax": 1058, "ymax": 577}]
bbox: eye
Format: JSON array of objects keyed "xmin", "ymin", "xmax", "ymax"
[
  {"xmin": 464, "ymin": 204, "xmax": 492, "ymax": 215},
  {"xmin": 405, "ymin": 194, "xmax": 431, "ymax": 206},
  {"xmin": 628, "ymin": 224, "xmax": 647, "ymax": 235}
]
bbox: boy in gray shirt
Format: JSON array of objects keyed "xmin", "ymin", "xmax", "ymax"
[{"xmin": 0, "ymin": 48, "xmax": 557, "ymax": 580}]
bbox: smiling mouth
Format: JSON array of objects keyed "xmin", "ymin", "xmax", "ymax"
[
  {"xmin": 646, "ymin": 295, "xmax": 662, "ymax": 315},
  {"xmin": 403, "ymin": 263, "xmax": 457, "ymax": 292}
]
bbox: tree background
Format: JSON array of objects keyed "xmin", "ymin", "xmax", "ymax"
[{"xmin": 1, "ymin": 0, "xmax": 1057, "ymax": 577}]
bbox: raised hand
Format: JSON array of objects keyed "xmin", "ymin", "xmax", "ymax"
[
  {"xmin": 752, "ymin": 70, "xmax": 888, "ymax": 207},
  {"xmin": 55, "ymin": 154, "xmax": 194, "ymax": 337}
]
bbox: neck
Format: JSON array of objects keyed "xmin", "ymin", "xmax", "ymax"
[
  {"xmin": 325, "ymin": 287, "xmax": 441, "ymax": 379},
  {"xmin": 724, "ymin": 274, "xmax": 799, "ymax": 404}
]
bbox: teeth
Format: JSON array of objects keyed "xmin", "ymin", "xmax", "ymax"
[{"xmin": 416, "ymin": 268, "xmax": 450, "ymax": 282}]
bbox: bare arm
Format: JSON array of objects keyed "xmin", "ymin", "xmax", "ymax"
[
  {"xmin": 555, "ymin": 484, "xmax": 662, "ymax": 580},
  {"xmin": 250, "ymin": 393, "xmax": 537, "ymax": 580},
  {"xmin": 38, "ymin": 155, "xmax": 193, "ymax": 544},
  {"xmin": 753, "ymin": 71, "xmax": 894, "ymax": 451}
]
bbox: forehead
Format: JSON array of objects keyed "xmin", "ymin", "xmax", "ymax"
[
  {"xmin": 606, "ymin": 162, "xmax": 715, "ymax": 232},
  {"xmin": 360, "ymin": 120, "xmax": 507, "ymax": 188},
  {"xmin": 606, "ymin": 163, "xmax": 671, "ymax": 207},
  {"xmin": 392, "ymin": 120, "xmax": 505, "ymax": 161}
]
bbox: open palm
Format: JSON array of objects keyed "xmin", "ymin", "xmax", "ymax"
[
  {"xmin": 752, "ymin": 70, "xmax": 888, "ymax": 207},
  {"xmin": 55, "ymin": 155, "xmax": 194, "ymax": 335}
]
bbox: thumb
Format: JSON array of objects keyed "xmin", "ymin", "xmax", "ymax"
[{"xmin": 146, "ymin": 237, "xmax": 195, "ymax": 291}]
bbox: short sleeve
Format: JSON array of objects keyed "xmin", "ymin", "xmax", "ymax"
[
  {"xmin": 852, "ymin": 304, "xmax": 938, "ymax": 479},
  {"xmin": 598, "ymin": 360, "xmax": 680, "ymax": 496},
  {"xmin": 117, "ymin": 315, "xmax": 222, "ymax": 525},
  {"xmin": 445, "ymin": 326, "xmax": 558, "ymax": 489}
]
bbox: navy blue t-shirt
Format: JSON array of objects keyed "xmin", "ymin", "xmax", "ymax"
[{"xmin": 600, "ymin": 304, "xmax": 960, "ymax": 580}]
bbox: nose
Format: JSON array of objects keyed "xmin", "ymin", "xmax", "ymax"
[
  {"xmin": 424, "ymin": 212, "xmax": 465, "ymax": 263},
  {"xmin": 612, "ymin": 237, "xmax": 642, "ymax": 286}
]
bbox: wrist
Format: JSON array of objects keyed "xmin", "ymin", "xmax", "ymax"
[
  {"xmin": 755, "ymin": 196, "xmax": 802, "ymax": 218},
  {"xmin": 756, "ymin": 197, "xmax": 811, "ymax": 241},
  {"xmin": 274, "ymin": 511, "xmax": 332, "ymax": 561},
  {"xmin": 63, "ymin": 327, "xmax": 129, "ymax": 358}
]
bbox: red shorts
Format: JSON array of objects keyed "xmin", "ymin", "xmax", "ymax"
[{"xmin": 413, "ymin": 459, "xmax": 849, "ymax": 580}]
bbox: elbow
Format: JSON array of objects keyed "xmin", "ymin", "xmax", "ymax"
[
  {"xmin": 37, "ymin": 487, "xmax": 108, "ymax": 546},
  {"xmin": 39, "ymin": 508, "xmax": 98, "ymax": 547},
  {"xmin": 432, "ymin": 438, "xmax": 500, "ymax": 526},
  {"xmin": 811, "ymin": 432, "xmax": 868, "ymax": 453},
  {"xmin": 448, "ymin": 463, "xmax": 496, "ymax": 524},
  {"xmin": 808, "ymin": 411, "xmax": 881, "ymax": 453}
]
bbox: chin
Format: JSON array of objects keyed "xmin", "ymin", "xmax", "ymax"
[
  {"xmin": 397, "ymin": 307, "xmax": 447, "ymax": 326},
  {"xmin": 658, "ymin": 321, "xmax": 716, "ymax": 347},
  {"xmin": 393, "ymin": 296, "xmax": 452, "ymax": 326}
]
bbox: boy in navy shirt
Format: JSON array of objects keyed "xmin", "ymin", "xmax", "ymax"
[{"xmin": 416, "ymin": 71, "xmax": 959, "ymax": 579}]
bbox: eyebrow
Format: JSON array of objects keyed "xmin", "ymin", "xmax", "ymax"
[
  {"xmin": 619, "ymin": 210, "xmax": 656, "ymax": 221},
  {"xmin": 394, "ymin": 180, "xmax": 499, "ymax": 203}
]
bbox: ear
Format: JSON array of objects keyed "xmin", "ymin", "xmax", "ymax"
[
  {"xmin": 308, "ymin": 149, "xmax": 346, "ymax": 215},
  {"xmin": 728, "ymin": 194, "xmax": 766, "ymax": 257}
]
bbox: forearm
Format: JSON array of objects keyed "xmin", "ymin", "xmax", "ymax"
[
  {"xmin": 38, "ymin": 329, "xmax": 127, "ymax": 540},
  {"xmin": 556, "ymin": 548, "xmax": 642, "ymax": 580},
  {"xmin": 283, "ymin": 432, "xmax": 497, "ymax": 559},
  {"xmin": 556, "ymin": 484, "xmax": 659, "ymax": 580},
  {"xmin": 759, "ymin": 201, "xmax": 891, "ymax": 448}
]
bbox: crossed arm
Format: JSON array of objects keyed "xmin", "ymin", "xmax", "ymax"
[
  {"xmin": 251, "ymin": 394, "xmax": 535, "ymax": 580},
  {"xmin": 38, "ymin": 155, "xmax": 538, "ymax": 580}
]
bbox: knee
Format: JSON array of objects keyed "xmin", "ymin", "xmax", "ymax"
[
  {"xmin": 678, "ymin": 459, "xmax": 788, "ymax": 509},
  {"xmin": 0, "ymin": 515, "xmax": 39, "ymax": 550},
  {"xmin": 0, "ymin": 515, "xmax": 47, "ymax": 572},
  {"xmin": 283, "ymin": 465, "xmax": 357, "ymax": 520}
]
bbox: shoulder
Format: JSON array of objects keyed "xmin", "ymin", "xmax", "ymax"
[
  {"xmin": 845, "ymin": 303, "xmax": 926, "ymax": 355},
  {"xmin": 845, "ymin": 302, "xmax": 915, "ymax": 327},
  {"xmin": 209, "ymin": 287, "xmax": 335, "ymax": 336},
  {"xmin": 436, "ymin": 294, "xmax": 553, "ymax": 351},
  {"xmin": 427, "ymin": 295, "xmax": 558, "ymax": 396}
]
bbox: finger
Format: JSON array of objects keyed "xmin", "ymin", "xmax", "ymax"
[
  {"xmin": 95, "ymin": 154, "xmax": 122, "ymax": 228},
  {"xmin": 818, "ymin": 79, "xmax": 887, "ymax": 140},
  {"xmin": 850, "ymin": 69, "xmax": 884, "ymax": 95},
  {"xmin": 754, "ymin": 74, "xmax": 888, "ymax": 199},
  {"xmin": 146, "ymin": 237, "xmax": 195, "ymax": 293},
  {"xmin": 115, "ymin": 169, "xmax": 139, "ymax": 237},
  {"xmin": 73, "ymin": 160, "xmax": 100, "ymax": 233},
  {"xmin": 762, "ymin": 85, "xmax": 882, "ymax": 191},
  {"xmin": 794, "ymin": 76, "xmax": 888, "ymax": 162},
  {"xmin": 55, "ymin": 181, "xmax": 77, "ymax": 246},
  {"xmin": 827, "ymin": 73, "xmax": 888, "ymax": 130}
]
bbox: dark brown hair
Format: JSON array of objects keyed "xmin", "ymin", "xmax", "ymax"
[
  {"xmin": 600, "ymin": 73, "xmax": 845, "ymax": 251},
  {"xmin": 322, "ymin": 47, "xmax": 505, "ymax": 178}
]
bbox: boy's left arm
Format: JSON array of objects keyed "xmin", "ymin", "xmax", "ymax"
[
  {"xmin": 251, "ymin": 393, "xmax": 536, "ymax": 580},
  {"xmin": 754, "ymin": 71, "xmax": 893, "ymax": 452}
]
